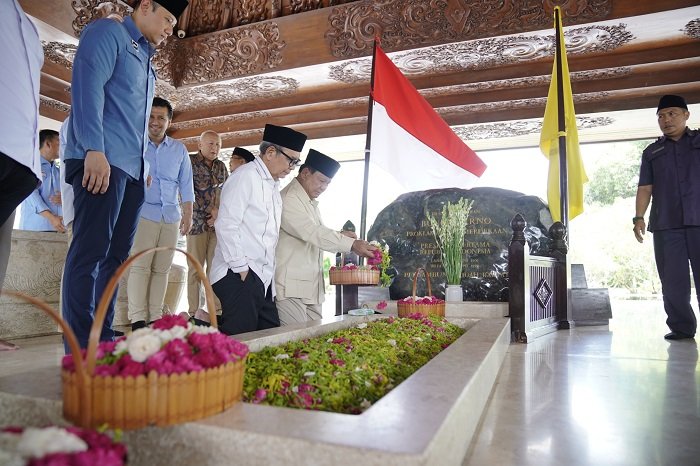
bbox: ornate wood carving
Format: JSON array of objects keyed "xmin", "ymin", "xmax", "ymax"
[
  {"xmin": 173, "ymin": 23, "xmax": 287, "ymax": 86},
  {"xmin": 185, "ymin": 0, "xmax": 234, "ymax": 35},
  {"xmin": 685, "ymin": 19, "xmax": 700, "ymax": 40},
  {"xmin": 452, "ymin": 116, "xmax": 614, "ymax": 140},
  {"xmin": 42, "ymin": 41, "xmax": 77, "ymax": 69},
  {"xmin": 328, "ymin": 25, "xmax": 633, "ymax": 84},
  {"xmin": 169, "ymin": 111, "xmax": 271, "ymax": 131},
  {"xmin": 40, "ymin": 97, "xmax": 71, "ymax": 114},
  {"xmin": 71, "ymin": 0, "xmax": 133, "ymax": 37},
  {"xmin": 234, "ymin": 0, "xmax": 269, "ymax": 26},
  {"xmin": 325, "ymin": 0, "xmax": 613, "ymax": 58},
  {"xmin": 165, "ymin": 76, "xmax": 298, "ymax": 111}
]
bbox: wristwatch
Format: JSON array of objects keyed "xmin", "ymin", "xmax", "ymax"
[{"xmin": 632, "ymin": 216, "xmax": 644, "ymax": 224}]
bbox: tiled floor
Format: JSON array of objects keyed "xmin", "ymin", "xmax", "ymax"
[
  {"xmin": 1, "ymin": 300, "xmax": 698, "ymax": 466},
  {"xmin": 463, "ymin": 300, "xmax": 700, "ymax": 466}
]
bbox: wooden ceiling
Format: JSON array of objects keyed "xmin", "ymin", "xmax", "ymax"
[{"xmin": 20, "ymin": 0, "xmax": 700, "ymax": 157}]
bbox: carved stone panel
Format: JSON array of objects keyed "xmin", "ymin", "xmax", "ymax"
[{"xmin": 326, "ymin": 0, "xmax": 613, "ymax": 58}]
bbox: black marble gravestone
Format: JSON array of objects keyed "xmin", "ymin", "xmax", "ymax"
[{"xmin": 367, "ymin": 187, "xmax": 553, "ymax": 301}]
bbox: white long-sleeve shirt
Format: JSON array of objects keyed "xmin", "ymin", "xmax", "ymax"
[
  {"xmin": 210, "ymin": 157, "xmax": 282, "ymax": 295},
  {"xmin": 0, "ymin": 0, "xmax": 43, "ymax": 180}
]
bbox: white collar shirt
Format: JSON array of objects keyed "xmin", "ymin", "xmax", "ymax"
[
  {"xmin": 0, "ymin": 0, "xmax": 43, "ymax": 180},
  {"xmin": 211, "ymin": 157, "xmax": 282, "ymax": 295}
]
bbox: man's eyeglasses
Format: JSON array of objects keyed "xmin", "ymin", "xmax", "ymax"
[{"xmin": 278, "ymin": 148, "xmax": 301, "ymax": 168}]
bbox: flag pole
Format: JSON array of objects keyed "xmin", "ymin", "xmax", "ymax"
[
  {"xmin": 359, "ymin": 39, "xmax": 379, "ymax": 241},
  {"xmin": 555, "ymin": 6, "xmax": 569, "ymax": 230}
]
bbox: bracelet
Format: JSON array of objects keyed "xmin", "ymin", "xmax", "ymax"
[{"xmin": 632, "ymin": 216, "xmax": 644, "ymax": 224}]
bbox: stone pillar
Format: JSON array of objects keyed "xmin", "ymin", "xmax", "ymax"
[{"xmin": 0, "ymin": 230, "xmax": 68, "ymax": 339}]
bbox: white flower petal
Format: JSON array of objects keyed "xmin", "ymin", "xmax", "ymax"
[
  {"xmin": 16, "ymin": 427, "xmax": 88, "ymax": 458},
  {"xmin": 127, "ymin": 334, "xmax": 162, "ymax": 363},
  {"xmin": 303, "ymin": 371, "xmax": 316, "ymax": 377},
  {"xmin": 274, "ymin": 353, "xmax": 290, "ymax": 360}
]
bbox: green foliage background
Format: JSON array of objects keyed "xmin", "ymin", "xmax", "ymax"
[{"xmin": 570, "ymin": 139, "xmax": 661, "ymax": 294}]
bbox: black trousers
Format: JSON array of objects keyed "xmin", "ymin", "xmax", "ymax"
[
  {"xmin": 212, "ymin": 269, "xmax": 280, "ymax": 335},
  {"xmin": 0, "ymin": 152, "xmax": 38, "ymax": 228},
  {"xmin": 653, "ymin": 228, "xmax": 700, "ymax": 337}
]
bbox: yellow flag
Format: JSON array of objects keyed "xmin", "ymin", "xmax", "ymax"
[{"xmin": 539, "ymin": 6, "xmax": 588, "ymax": 222}]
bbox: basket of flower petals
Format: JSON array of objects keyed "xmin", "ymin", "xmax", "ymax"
[
  {"xmin": 5, "ymin": 247, "xmax": 249, "ymax": 431},
  {"xmin": 0, "ymin": 425, "xmax": 127, "ymax": 465},
  {"xmin": 329, "ymin": 263, "xmax": 380, "ymax": 285},
  {"xmin": 397, "ymin": 268, "xmax": 446, "ymax": 317}
]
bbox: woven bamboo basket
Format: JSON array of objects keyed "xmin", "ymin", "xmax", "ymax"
[
  {"xmin": 5, "ymin": 247, "xmax": 245, "ymax": 430},
  {"xmin": 329, "ymin": 267, "xmax": 380, "ymax": 285},
  {"xmin": 397, "ymin": 268, "xmax": 446, "ymax": 317}
]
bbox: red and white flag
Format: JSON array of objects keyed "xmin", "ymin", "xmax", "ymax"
[{"xmin": 369, "ymin": 46, "xmax": 486, "ymax": 191}]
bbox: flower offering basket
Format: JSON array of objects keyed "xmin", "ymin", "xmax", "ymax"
[
  {"xmin": 397, "ymin": 268, "xmax": 446, "ymax": 318},
  {"xmin": 5, "ymin": 247, "xmax": 245, "ymax": 430},
  {"xmin": 329, "ymin": 254, "xmax": 380, "ymax": 285},
  {"xmin": 329, "ymin": 268, "xmax": 380, "ymax": 285}
]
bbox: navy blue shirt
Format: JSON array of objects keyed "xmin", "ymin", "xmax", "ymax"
[
  {"xmin": 64, "ymin": 17, "xmax": 155, "ymax": 180},
  {"xmin": 638, "ymin": 128, "xmax": 700, "ymax": 231}
]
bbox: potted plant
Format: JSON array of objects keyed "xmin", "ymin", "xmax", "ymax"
[{"xmin": 426, "ymin": 198, "xmax": 474, "ymax": 301}]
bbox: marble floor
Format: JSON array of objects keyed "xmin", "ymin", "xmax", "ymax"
[
  {"xmin": 463, "ymin": 300, "xmax": 700, "ymax": 466},
  {"xmin": 1, "ymin": 300, "xmax": 698, "ymax": 466}
]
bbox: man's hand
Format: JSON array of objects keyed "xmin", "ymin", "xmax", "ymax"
[
  {"xmin": 82, "ymin": 151, "xmax": 110, "ymax": 194},
  {"xmin": 351, "ymin": 240, "xmax": 378, "ymax": 259},
  {"xmin": 206, "ymin": 206, "xmax": 219, "ymax": 227},
  {"xmin": 341, "ymin": 229, "xmax": 357, "ymax": 239},
  {"xmin": 180, "ymin": 213, "xmax": 193, "ymax": 236},
  {"xmin": 49, "ymin": 192, "xmax": 62, "ymax": 206},
  {"xmin": 633, "ymin": 219, "xmax": 646, "ymax": 243},
  {"xmin": 41, "ymin": 211, "xmax": 66, "ymax": 233}
]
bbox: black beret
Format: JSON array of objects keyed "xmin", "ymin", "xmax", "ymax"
[
  {"xmin": 158, "ymin": 0, "xmax": 189, "ymax": 19},
  {"xmin": 232, "ymin": 147, "xmax": 254, "ymax": 163},
  {"xmin": 303, "ymin": 149, "xmax": 340, "ymax": 178},
  {"xmin": 262, "ymin": 124, "xmax": 307, "ymax": 152},
  {"xmin": 657, "ymin": 95, "xmax": 688, "ymax": 113}
]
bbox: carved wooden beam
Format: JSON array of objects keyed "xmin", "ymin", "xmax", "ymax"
[
  {"xmin": 135, "ymin": 0, "xmax": 700, "ymax": 86},
  {"xmin": 172, "ymin": 37, "xmax": 700, "ymax": 124},
  {"xmin": 179, "ymin": 81, "xmax": 700, "ymax": 151},
  {"xmin": 39, "ymin": 73, "xmax": 71, "ymax": 105}
]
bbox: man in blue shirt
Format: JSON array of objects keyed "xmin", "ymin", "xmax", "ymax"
[
  {"xmin": 20, "ymin": 130, "xmax": 65, "ymax": 233},
  {"xmin": 127, "ymin": 97, "xmax": 194, "ymax": 330},
  {"xmin": 61, "ymin": 0, "xmax": 189, "ymax": 350},
  {"xmin": 634, "ymin": 95, "xmax": 698, "ymax": 341}
]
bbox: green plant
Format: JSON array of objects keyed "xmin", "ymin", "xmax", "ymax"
[{"xmin": 426, "ymin": 198, "xmax": 473, "ymax": 285}]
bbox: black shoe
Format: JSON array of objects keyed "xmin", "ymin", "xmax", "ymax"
[
  {"xmin": 664, "ymin": 331, "xmax": 694, "ymax": 340},
  {"xmin": 131, "ymin": 320, "xmax": 147, "ymax": 331},
  {"xmin": 114, "ymin": 330, "xmax": 124, "ymax": 337}
]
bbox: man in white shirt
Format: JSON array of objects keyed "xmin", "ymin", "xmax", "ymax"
[
  {"xmin": 209, "ymin": 124, "xmax": 307, "ymax": 335},
  {"xmin": 275, "ymin": 149, "xmax": 377, "ymax": 324},
  {"xmin": 0, "ymin": 0, "xmax": 43, "ymax": 351}
]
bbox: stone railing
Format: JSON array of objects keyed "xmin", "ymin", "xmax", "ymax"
[{"xmin": 508, "ymin": 214, "xmax": 573, "ymax": 343}]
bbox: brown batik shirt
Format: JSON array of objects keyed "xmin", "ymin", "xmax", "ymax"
[{"xmin": 189, "ymin": 151, "xmax": 228, "ymax": 235}]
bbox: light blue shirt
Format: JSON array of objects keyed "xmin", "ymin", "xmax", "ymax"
[
  {"xmin": 141, "ymin": 136, "xmax": 195, "ymax": 224},
  {"xmin": 64, "ymin": 16, "xmax": 155, "ymax": 180},
  {"xmin": 0, "ymin": 0, "xmax": 43, "ymax": 180},
  {"xmin": 19, "ymin": 157, "xmax": 63, "ymax": 231}
]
